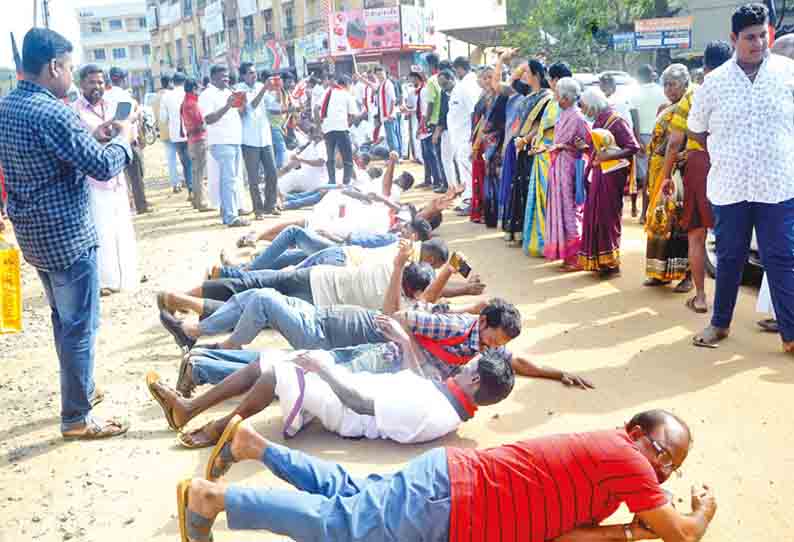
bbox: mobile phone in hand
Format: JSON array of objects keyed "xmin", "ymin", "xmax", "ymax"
[
  {"xmin": 450, "ymin": 252, "xmax": 472, "ymax": 278},
  {"xmin": 114, "ymin": 101, "xmax": 132, "ymax": 121}
]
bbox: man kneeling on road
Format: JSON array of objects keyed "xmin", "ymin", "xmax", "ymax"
[{"xmin": 176, "ymin": 409, "xmax": 716, "ymax": 542}]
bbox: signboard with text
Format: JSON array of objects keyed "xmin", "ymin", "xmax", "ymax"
[
  {"xmin": 611, "ymin": 32, "xmax": 635, "ymax": 52},
  {"xmin": 328, "ymin": 8, "xmax": 402, "ymax": 57},
  {"xmin": 364, "ymin": 7, "xmax": 401, "ymax": 50},
  {"xmin": 238, "ymin": 0, "xmax": 258, "ymax": 18},
  {"xmin": 634, "ymin": 16, "xmax": 693, "ymax": 50}
]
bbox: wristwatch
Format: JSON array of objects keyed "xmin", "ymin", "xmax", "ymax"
[{"xmin": 623, "ymin": 524, "xmax": 634, "ymax": 541}]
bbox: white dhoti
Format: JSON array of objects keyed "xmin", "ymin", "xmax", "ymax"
[
  {"xmin": 88, "ymin": 184, "xmax": 137, "ymax": 291},
  {"xmin": 270, "ymin": 353, "xmax": 379, "ymax": 439},
  {"xmin": 757, "ymin": 273, "xmax": 776, "ymax": 318},
  {"xmin": 440, "ymin": 131, "xmax": 456, "ymax": 187}
]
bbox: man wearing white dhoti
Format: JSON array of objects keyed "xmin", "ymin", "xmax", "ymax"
[{"xmin": 73, "ymin": 64, "xmax": 137, "ymax": 295}]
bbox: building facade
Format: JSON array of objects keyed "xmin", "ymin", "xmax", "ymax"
[
  {"xmin": 77, "ymin": 2, "xmax": 152, "ymax": 99},
  {"xmin": 145, "ymin": 0, "xmax": 481, "ymax": 88}
]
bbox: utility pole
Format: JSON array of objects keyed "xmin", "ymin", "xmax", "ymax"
[
  {"xmin": 43, "ymin": 0, "xmax": 51, "ymax": 29},
  {"xmin": 33, "ymin": 0, "xmax": 38, "ymax": 27}
]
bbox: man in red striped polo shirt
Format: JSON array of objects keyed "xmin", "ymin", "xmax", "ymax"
[{"xmin": 176, "ymin": 409, "xmax": 716, "ymax": 542}]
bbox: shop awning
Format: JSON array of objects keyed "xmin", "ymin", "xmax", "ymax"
[{"xmin": 440, "ymin": 24, "xmax": 515, "ymax": 48}]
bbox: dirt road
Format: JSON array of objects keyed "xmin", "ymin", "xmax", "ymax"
[{"xmin": 1, "ymin": 143, "xmax": 791, "ymax": 541}]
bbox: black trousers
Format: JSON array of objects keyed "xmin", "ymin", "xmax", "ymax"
[
  {"xmin": 323, "ymin": 130, "xmax": 354, "ymax": 185},
  {"xmin": 241, "ymin": 145, "xmax": 279, "ymax": 213},
  {"xmin": 125, "ymin": 144, "xmax": 148, "ymax": 213}
]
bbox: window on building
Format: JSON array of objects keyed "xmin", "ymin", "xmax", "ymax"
[
  {"xmin": 139, "ymin": 17, "xmax": 147, "ymax": 28},
  {"xmin": 197, "ymin": 0, "xmax": 206, "ymax": 10},
  {"xmin": 243, "ymin": 15, "xmax": 255, "ymax": 48},
  {"xmin": 112, "ymin": 47, "xmax": 127, "ymax": 59},
  {"xmin": 90, "ymin": 21, "xmax": 102, "ymax": 33},
  {"xmin": 129, "ymin": 46, "xmax": 140, "ymax": 59},
  {"xmin": 93, "ymin": 48, "xmax": 106, "ymax": 61},
  {"xmin": 284, "ymin": 4, "xmax": 294, "ymax": 35},
  {"xmin": 187, "ymin": 35, "xmax": 197, "ymax": 66},
  {"xmin": 143, "ymin": 44, "xmax": 152, "ymax": 57},
  {"xmin": 109, "ymin": 19, "xmax": 123, "ymax": 31},
  {"xmin": 201, "ymin": 31, "xmax": 208, "ymax": 56},
  {"xmin": 263, "ymin": 9, "xmax": 273, "ymax": 34},
  {"xmin": 184, "ymin": 0, "xmax": 193, "ymax": 17}
]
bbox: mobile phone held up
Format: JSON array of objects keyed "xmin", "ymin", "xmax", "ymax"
[
  {"xmin": 450, "ymin": 252, "xmax": 472, "ymax": 279},
  {"xmin": 114, "ymin": 101, "xmax": 132, "ymax": 122}
]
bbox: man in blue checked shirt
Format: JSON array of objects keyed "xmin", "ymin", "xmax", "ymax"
[{"xmin": 0, "ymin": 29, "xmax": 133, "ymax": 439}]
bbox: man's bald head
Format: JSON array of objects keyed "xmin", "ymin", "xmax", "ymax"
[
  {"xmin": 772, "ymin": 34, "xmax": 794, "ymax": 60},
  {"xmin": 626, "ymin": 409, "xmax": 692, "ymax": 483}
]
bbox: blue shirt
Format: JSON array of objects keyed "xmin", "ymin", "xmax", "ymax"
[
  {"xmin": 236, "ymin": 82, "xmax": 273, "ymax": 148},
  {"xmin": 0, "ymin": 81, "xmax": 132, "ymax": 271}
]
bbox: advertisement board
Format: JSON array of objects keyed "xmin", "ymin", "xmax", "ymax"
[
  {"xmin": 364, "ymin": 7, "xmax": 401, "ymax": 50},
  {"xmin": 328, "ymin": 10, "xmax": 366, "ymax": 56},
  {"xmin": 328, "ymin": 8, "xmax": 402, "ymax": 56},
  {"xmin": 401, "ymin": 5, "xmax": 428, "ymax": 46}
]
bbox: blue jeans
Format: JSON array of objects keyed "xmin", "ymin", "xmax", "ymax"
[
  {"xmin": 164, "ymin": 141, "xmax": 182, "ymax": 188},
  {"xmin": 284, "ymin": 190, "xmax": 326, "ymax": 210},
  {"xmin": 36, "ymin": 248, "xmax": 100, "ymax": 431},
  {"xmin": 712, "ymin": 198, "xmax": 794, "ymax": 342},
  {"xmin": 225, "ymin": 444, "xmax": 451, "ymax": 542},
  {"xmin": 220, "ymin": 225, "xmax": 338, "ymax": 279},
  {"xmin": 271, "ymin": 127, "xmax": 288, "ymax": 169},
  {"xmin": 383, "ymin": 119, "xmax": 400, "ymax": 155},
  {"xmin": 395, "ymin": 113, "xmax": 404, "ymax": 157},
  {"xmin": 210, "ymin": 144, "xmax": 241, "ymax": 225},
  {"xmin": 198, "ymin": 290, "xmax": 382, "ymax": 348},
  {"xmin": 174, "ymin": 141, "xmax": 193, "ymax": 192},
  {"xmin": 421, "ymin": 136, "xmax": 443, "ymax": 187}
]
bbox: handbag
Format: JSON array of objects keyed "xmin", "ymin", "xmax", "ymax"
[{"xmin": 574, "ymin": 158, "xmax": 587, "ymax": 206}]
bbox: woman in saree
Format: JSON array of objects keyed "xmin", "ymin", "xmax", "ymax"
[
  {"xmin": 504, "ymin": 60, "xmax": 553, "ymax": 245},
  {"xmin": 470, "ymin": 68, "xmax": 494, "ymax": 223},
  {"xmin": 521, "ymin": 62, "xmax": 570, "ymax": 256},
  {"xmin": 471, "ymin": 68, "xmax": 507, "ymax": 227},
  {"xmin": 543, "ymin": 77, "xmax": 590, "ymax": 270},
  {"xmin": 577, "ymin": 88, "xmax": 640, "ymax": 277},
  {"xmin": 644, "ymin": 65, "xmax": 690, "ymax": 289}
]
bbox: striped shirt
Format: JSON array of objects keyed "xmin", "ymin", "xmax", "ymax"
[{"xmin": 446, "ymin": 429, "xmax": 668, "ymax": 542}]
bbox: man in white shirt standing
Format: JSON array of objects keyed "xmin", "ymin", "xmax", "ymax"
[
  {"xmin": 319, "ymin": 74, "xmax": 357, "ymax": 185},
  {"xmin": 198, "ymin": 65, "xmax": 249, "ymax": 228},
  {"xmin": 161, "ymin": 72, "xmax": 194, "ymax": 200},
  {"xmin": 237, "ymin": 62, "xmax": 280, "ymax": 219},
  {"xmin": 689, "ymin": 3, "xmax": 794, "ymax": 352},
  {"xmin": 631, "ymin": 64, "xmax": 668, "ymax": 222},
  {"xmin": 448, "ymin": 57, "xmax": 480, "ymax": 211},
  {"xmin": 373, "ymin": 66, "xmax": 400, "ymax": 155}
]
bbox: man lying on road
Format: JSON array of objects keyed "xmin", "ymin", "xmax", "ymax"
[
  {"xmin": 176, "ymin": 409, "xmax": 715, "ymax": 542},
  {"xmin": 212, "ymin": 223, "xmax": 438, "ymax": 279},
  {"xmin": 147, "ymin": 301, "xmax": 593, "ymax": 447},
  {"xmin": 152, "ymin": 349, "xmax": 513, "ymax": 450}
]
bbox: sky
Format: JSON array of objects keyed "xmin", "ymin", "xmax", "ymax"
[{"xmin": 0, "ymin": 0, "xmax": 123, "ymax": 70}]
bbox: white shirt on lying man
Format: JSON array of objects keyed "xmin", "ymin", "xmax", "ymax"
[{"xmin": 269, "ymin": 350, "xmax": 469, "ymax": 443}]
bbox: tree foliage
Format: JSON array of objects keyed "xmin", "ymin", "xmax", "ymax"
[{"xmin": 505, "ymin": 0, "xmax": 681, "ymax": 71}]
